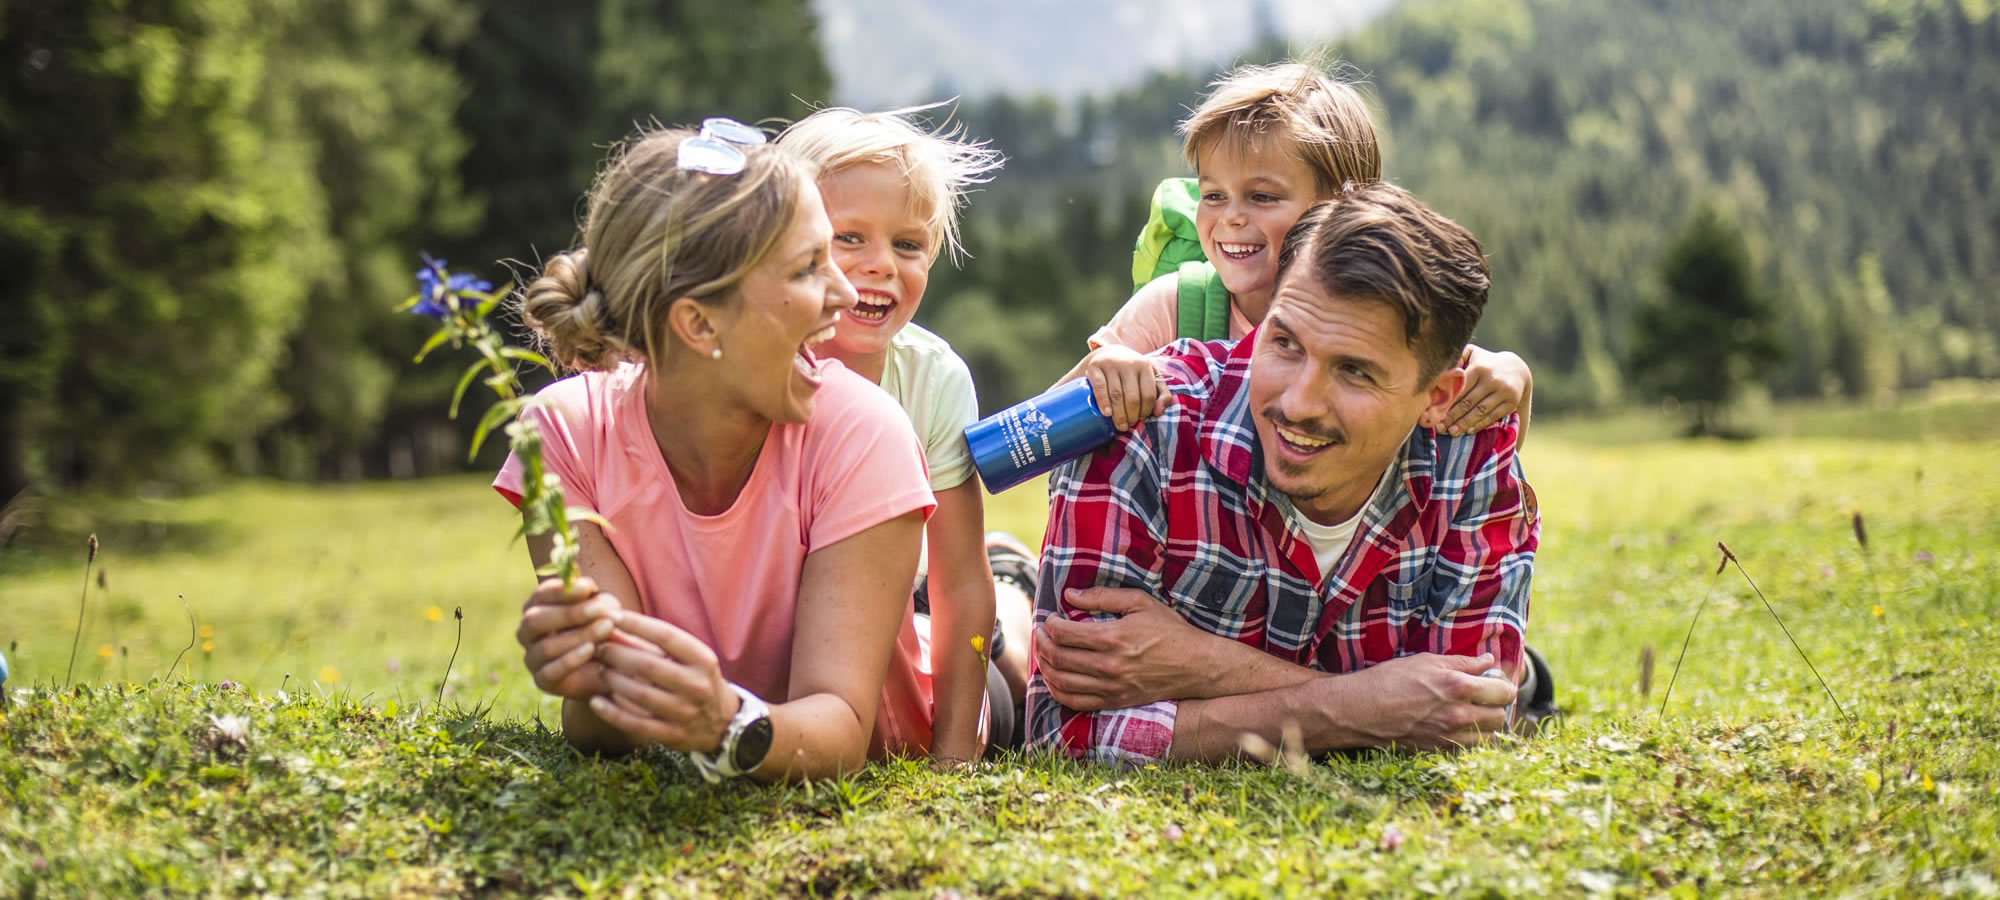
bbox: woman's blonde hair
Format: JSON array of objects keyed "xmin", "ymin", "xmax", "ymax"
[
  {"xmin": 1179, "ymin": 60, "xmax": 1381, "ymax": 195},
  {"xmin": 522, "ymin": 127, "xmax": 815, "ymax": 371},
  {"xmin": 777, "ymin": 104, "xmax": 1003, "ymax": 264}
]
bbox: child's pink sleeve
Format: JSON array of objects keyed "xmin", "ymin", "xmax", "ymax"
[{"xmin": 1086, "ymin": 275, "xmax": 1180, "ymax": 352}]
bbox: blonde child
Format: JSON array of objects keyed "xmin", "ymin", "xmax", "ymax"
[
  {"xmin": 778, "ymin": 107, "xmax": 1033, "ymax": 761},
  {"xmin": 1066, "ymin": 61, "xmax": 1534, "ymax": 437}
]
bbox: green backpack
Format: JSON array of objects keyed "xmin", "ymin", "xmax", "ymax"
[{"xmin": 1130, "ymin": 177, "xmax": 1232, "ymax": 342}]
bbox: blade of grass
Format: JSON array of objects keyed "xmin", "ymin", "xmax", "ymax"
[
  {"xmin": 1720, "ymin": 541, "xmax": 1857, "ymax": 727},
  {"xmin": 64, "ymin": 534, "xmax": 99, "ymax": 689},
  {"xmin": 1660, "ymin": 544, "xmax": 1728, "ymax": 717}
]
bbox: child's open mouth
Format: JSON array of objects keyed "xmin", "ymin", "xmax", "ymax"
[
  {"xmin": 794, "ymin": 322, "xmax": 838, "ymax": 383},
  {"xmin": 1217, "ymin": 241, "xmax": 1265, "ymax": 262},
  {"xmin": 850, "ymin": 290, "xmax": 897, "ymax": 325}
]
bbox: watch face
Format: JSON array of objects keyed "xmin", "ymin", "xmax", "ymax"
[{"xmin": 731, "ymin": 715, "xmax": 774, "ymax": 772}]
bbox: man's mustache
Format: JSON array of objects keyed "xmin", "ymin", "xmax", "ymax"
[{"xmin": 1261, "ymin": 408, "xmax": 1344, "ymax": 445}]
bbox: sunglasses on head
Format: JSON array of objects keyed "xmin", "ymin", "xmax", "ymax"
[{"xmin": 678, "ymin": 117, "xmax": 768, "ymax": 176}]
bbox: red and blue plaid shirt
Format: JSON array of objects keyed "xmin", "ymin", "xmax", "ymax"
[{"xmin": 1026, "ymin": 333, "xmax": 1540, "ymax": 762}]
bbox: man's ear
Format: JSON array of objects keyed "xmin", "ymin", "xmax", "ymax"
[
  {"xmin": 1419, "ymin": 365, "xmax": 1467, "ymax": 430},
  {"xmin": 664, "ymin": 296, "xmax": 722, "ymax": 358}
]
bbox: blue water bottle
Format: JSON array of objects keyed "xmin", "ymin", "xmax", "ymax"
[{"xmin": 963, "ymin": 379, "xmax": 1120, "ymax": 493}]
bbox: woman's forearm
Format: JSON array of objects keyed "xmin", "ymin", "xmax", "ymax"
[
  {"xmin": 561, "ymin": 696, "xmax": 642, "ymax": 755},
  {"xmin": 750, "ymin": 692, "xmax": 876, "ymax": 782}
]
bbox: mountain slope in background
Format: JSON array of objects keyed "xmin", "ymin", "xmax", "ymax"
[
  {"xmin": 812, "ymin": 0, "xmax": 1398, "ymax": 107},
  {"xmin": 902, "ymin": 0, "xmax": 2000, "ymax": 415}
]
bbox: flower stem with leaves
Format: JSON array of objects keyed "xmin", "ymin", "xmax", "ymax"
[{"xmin": 401, "ymin": 255, "xmax": 604, "ymax": 586}]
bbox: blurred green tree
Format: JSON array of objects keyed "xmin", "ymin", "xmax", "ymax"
[
  {"xmin": 0, "ymin": 0, "xmax": 321, "ymax": 494},
  {"xmin": 260, "ymin": 0, "xmax": 482, "ymax": 480},
  {"xmin": 1628, "ymin": 206, "xmax": 1785, "ymax": 436}
]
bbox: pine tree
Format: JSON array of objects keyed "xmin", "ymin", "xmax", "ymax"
[{"xmin": 1628, "ymin": 205, "xmax": 1785, "ymax": 436}]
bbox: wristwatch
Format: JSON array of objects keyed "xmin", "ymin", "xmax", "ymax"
[{"xmin": 690, "ymin": 682, "xmax": 773, "ymax": 783}]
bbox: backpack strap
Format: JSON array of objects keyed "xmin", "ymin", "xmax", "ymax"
[{"xmin": 1174, "ymin": 261, "xmax": 1231, "ymax": 343}]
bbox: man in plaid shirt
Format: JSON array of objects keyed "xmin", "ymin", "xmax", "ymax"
[{"xmin": 1027, "ymin": 183, "xmax": 1549, "ymax": 762}]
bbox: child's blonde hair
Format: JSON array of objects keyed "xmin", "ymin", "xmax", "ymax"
[
  {"xmin": 777, "ymin": 105, "xmax": 1003, "ymax": 264},
  {"xmin": 1179, "ymin": 60, "xmax": 1380, "ymax": 195},
  {"xmin": 522, "ymin": 127, "xmax": 815, "ymax": 371}
]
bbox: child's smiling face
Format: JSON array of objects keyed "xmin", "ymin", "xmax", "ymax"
[
  {"xmin": 816, "ymin": 162, "xmax": 934, "ymax": 362},
  {"xmin": 1195, "ymin": 137, "xmax": 1320, "ymax": 309}
]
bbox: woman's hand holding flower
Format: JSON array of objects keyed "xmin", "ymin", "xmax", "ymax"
[
  {"xmin": 588, "ymin": 613, "xmax": 740, "ymax": 755},
  {"xmin": 516, "ymin": 576, "xmax": 626, "ymax": 700}
]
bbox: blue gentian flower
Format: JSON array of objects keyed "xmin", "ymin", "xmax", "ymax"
[
  {"xmin": 412, "ymin": 254, "xmax": 452, "ymax": 319},
  {"xmin": 411, "ymin": 254, "xmax": 491, "ymax": 320}
]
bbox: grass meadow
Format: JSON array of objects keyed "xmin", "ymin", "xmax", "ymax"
[{"xmin": 2, "ymin": 399, "xmax": 1998, "ymax": 896}]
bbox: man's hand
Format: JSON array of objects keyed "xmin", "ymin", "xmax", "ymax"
[
  {"xmin": 1035, "ymin": 586, "xmax": 1202, "ymax": 711},
  {"xmin": 517, "ymin": 577, "xmax": 625, "ymax": 701},
  {"xmin": 1078, "ymin": 345, "xmax": 1170, "ymax": 432},
  {"xmin": 1342, "ymin": 652, "xmax": 1517, "ymax": 749},
  {"xmin": 587, "ymin": 611, "xmax": 742, "ymax": 755}
]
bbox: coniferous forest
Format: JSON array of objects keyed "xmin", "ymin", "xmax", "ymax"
[{"xmin": 3, "ymin": 0, "xmax": 1994, "ymax": 496}]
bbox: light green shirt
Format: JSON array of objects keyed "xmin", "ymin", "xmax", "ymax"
[{"xmin": 880, "ymin": 323, "xmax": 981, "ymax": 492}]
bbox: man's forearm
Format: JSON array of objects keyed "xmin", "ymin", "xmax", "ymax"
[
  {"xmin": 1179, "ymin": 628, "xmax": 1322, "ymax": 700},
  {"xmin": 1166, "ymin": 675, "xmax": 1363, "ymax": 761}
]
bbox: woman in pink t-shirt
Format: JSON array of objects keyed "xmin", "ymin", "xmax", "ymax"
[{"xmin": 497, "ymin": 124, "xmax": 942, "ymax": 782}]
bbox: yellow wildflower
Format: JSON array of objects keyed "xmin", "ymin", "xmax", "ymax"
[
  {"xmin": 969, "ymin": 634, "xmax": 986, "ymax": 655},
  {"xmin": 318, "ymin": 666, "xmax": 341, "ymax": 684},
  {"xmin": 1871, "ymin": 605, "xmax": 1884, "ymax": 617},
  {"xmin": 96, "ymin": 644, "xmax": 114, "ymax": 660},
  {"xmin": 425, "ymin": 606, "xmax": 444, "ymax": 623},
  {"xmin": 201, "ymin": 640, "xmax": 214, "ymax": 654},
  {"xmin": 198, "ymin": 624, "xmax": 215, "ymax": 639},
  {"xmin": 1921, "ymin": 774, "xmax": 1935, "ymax": 792}
]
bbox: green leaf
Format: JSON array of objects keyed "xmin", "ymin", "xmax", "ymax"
[
  {"xmin": 467, "ymin": 398, "xmax": 522, "ymax": 460},
  {"xmin": 473, "ymin": 285, "xmax": 513, "ymax": 322},
  {"xmin": 567, "ymin": 507, "xmax": 612, "ymax": 533},
  {"xmin": 498, "ymin": 346, "xmax": 556, "ymax": 374},
  {"xmin": 412, "ymin": 327, "xmax": 454, "ymax": 363},
  {"xmin": 448, "ymin": 360, "xmax": 488, "ymax": 420}
]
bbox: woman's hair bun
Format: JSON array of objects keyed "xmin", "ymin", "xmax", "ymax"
[{"xmin": 521, "ymin": 249, "xmax": 623, "ymax": 371}]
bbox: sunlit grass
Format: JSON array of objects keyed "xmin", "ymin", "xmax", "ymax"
[{"xmin": 2, "ymin": 425, "xmax": 1996, "ymax": 895}]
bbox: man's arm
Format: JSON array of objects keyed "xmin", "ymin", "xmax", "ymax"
[
  {"xmin": 1166, "ymin": 652, "xmax": 1515, "ymax": 760},
  {"xmin": 1034, "ymin": 586, "xmax": 1321, "ymax": 711},
  {"xmin": 1025, "ymin": 424, "xmax": 1183, "ymax": 762},
  {"xmin": 1422, "ymin": 418, "xmax": 1539, "ymax": 682}
]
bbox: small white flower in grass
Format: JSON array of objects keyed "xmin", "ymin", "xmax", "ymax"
[
  {"xmin": 1569, "ymin": 870, "xmax": 1617, "ymax": 895},
  {"xmin": 204, "ymin": 714, "xmax": 252, "ymax": 755},
  {"xmin": 1379, "ymin": 824, "xmax": 1404, "ymax": 852}
]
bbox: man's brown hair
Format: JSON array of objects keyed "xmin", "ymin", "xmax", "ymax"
[
  {"xmin": 1179, "ymin": 60, "xmax": 1381, "ymax": 194},
  {"xmin": 1274, "ymin": 183, "xmax": 1491, "ymax": 381}
]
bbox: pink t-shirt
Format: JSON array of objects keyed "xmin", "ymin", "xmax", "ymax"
[
  {"xmin": 1087, "ymin": 273, "xmax": 1254, "ymax": 352},
  {"xmin": 494, "ymin": 362, "xmax": 942, "ymax": 758}
]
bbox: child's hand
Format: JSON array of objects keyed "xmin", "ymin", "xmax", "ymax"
[
  {"xmin": 1436, "ymin": 347, "xmax": 1532, "ymax": 436},
  {"xmin": 1080, "ymin": 344, "xmax": 1169, "ymax": 431}
]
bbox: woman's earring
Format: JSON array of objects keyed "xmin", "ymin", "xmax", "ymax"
[{"xmin": 710, "ymin": 347, "xmax": 723, "ymax": 360}]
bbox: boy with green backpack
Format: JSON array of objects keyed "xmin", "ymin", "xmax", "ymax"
[{"xmin": 1059, "ymin": 60, "xmax": 1534, "ymax": 436}]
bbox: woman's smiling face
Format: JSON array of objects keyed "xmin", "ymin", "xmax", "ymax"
[
  {"xmin": 816, "ymin": 162, "xmax": 934, "ymax": 362},
  {"xmin": 720, "ymin": 176, "xmax": 858, "ymax": 424}
]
